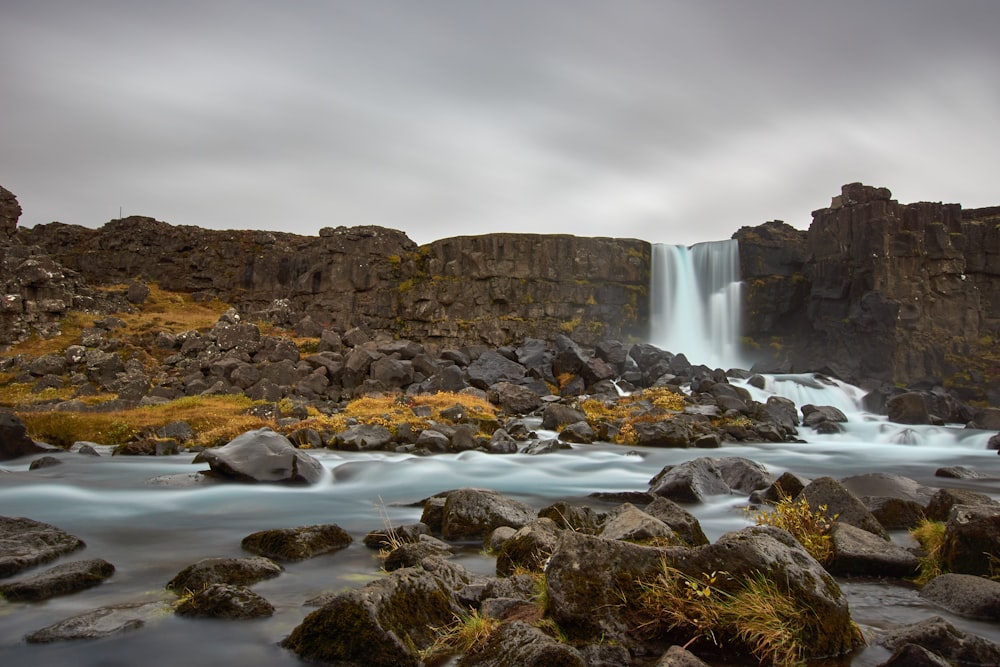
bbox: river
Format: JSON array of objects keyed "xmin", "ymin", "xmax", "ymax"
[{"xmin": 1, "ymin": 374, "xmax": 999, "ymax": 666}]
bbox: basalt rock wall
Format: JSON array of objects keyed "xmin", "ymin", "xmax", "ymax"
[
  {"xmin": 737, "ymin": 183, "xmax": 1000, "ymax": 403},
  {"xmin": 16, "ymin": 212, "xmax": 650, "ymax": 350}
]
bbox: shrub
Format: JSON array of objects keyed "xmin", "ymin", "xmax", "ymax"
[{"xmin": 749, "ymin": 490, "xmax": 837, "ymax": 564}]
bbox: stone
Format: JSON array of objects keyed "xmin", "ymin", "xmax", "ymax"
[
  {"xmin": 174, "ymin": 583, "xmax": 274, "ymax": 619},
  {"xmin": 642, "ymin": 496, "xmax": 709, "ymax": 546},
  {"xmin": 799, "ymin": 476, "xmax": 889, "ymax": 539},
  {"xmin": 876, "ymin": 643, "xmax": 952, "ymax": 667},
  {"xmin": 241, "ymin": 524, "xmax": 352, "ymax": 562},
  {"xmin": 919, "ymin": 573, "xmax": 1000, "ymax": 620},
  {"xmin": 457, "ymin": 621, "xmax": 586, "ymax": 667},
  {"xmin": 924, "ymin": 487, "xmax": 999, "ymax": 522},
  {"xmin": 0, "ymin": 558, "xmax": 115, "ymax": 602},
  {"xmin": 537, "ymin": 502, "xmax": 606, "ymax": 535},
  {"xmin": 489, "ymin": 381, "xmax": 544, "ymax": 415},
  {"xmin": 363, "ymin": 522, "xmax": 430, "ymax": 550},
  {"xmin": 495, "ymin": 518, "xmax": 561, "ymax": 576},
  {"xmin": 655, "ymin": 645, "xmax": 712, "ymax": 666},
  {"xmin": 193, "ymin": 428, "xmax": 325, "ymax": 484},
  {"xmin": 521, "ymin": 437, "xmax": 571, "ymax": 455},
  {"xmin": 334, "ymin": 424, "xmax": 395, "ymax": 451},
  {"xmin": 467, "ymin": 351, "xmax": 527, "ymax": 389},
  {"xmin": 165, "ymin": 556, "xmax": 283, "ymax": 593},
  {"xmin": 0, "ymin": 516, "xmax": 85, "ymax": 578},
  {"xmin": 25, "ymin": 601, "xmax": 171, "ymax": 643},
  {"xmin": 878, "ymin": 616, "xmax": 1000, "ymax": 666},
  {"xmin": 281, "ymin": 558, "xmax": 471, "ymax": 666},
  {"xmin": 598, "ymin": 503, "xmax": 680, "ymax": 544},
  {"xmin": 540, "ymin": 403, "xmax": 587, "ymax": 430},
  {"xmin": 826, "ymin": 523, "xmax": 920, "ymax": 578},
  {"xmin": 440, "ymin": 488, "xmax": 536, "ymax": 541},
  {"xmin": 801, "ymin": 404, "xmax": 848, "ymax": 427},
  {"xmin": 0, "ymin": 409, "xmax": 47, "ymax": 461},
  {"xmin": 941, "ymin": 504, "xmax": 1000, "ymax": 576},
  {"xmin": 487, "ymin": 428, "xmax": 519, "ymax": 454},
  {"xmin": 559, "ymin": 420, "xmax": 595, "ymax": 444},
  {"xmin": 382, "ymin": 535, "xmax": 454, "ymax": 571}
]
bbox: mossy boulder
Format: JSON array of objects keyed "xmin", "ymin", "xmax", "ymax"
[
  {"xmin": 439, "ymin": 488, "xmax": 535, "ymax": 541},
  {"xmin": 166, "ymin": 556, "xmax": 282, "ymax": 593},
  {"xmin": 240, "ymin": 523, "xmax": 352, "ymax": 562},
  {"xmin": 282, "ymin": 558, "xmax": 472, "ymax": 666}
]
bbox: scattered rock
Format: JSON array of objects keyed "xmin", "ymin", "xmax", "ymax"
[
  {"xmin": 457, "ymin": 620, "xmax": 586, "ymax": 667},
  {"xmin": 241, "ymin": 524, "xmax": 352, "ymax": 562},
  {"xmin": 878, "ymin": 616, "xmax": 1000, "ymax": 666},
  {"xmin": 0, "ymin": 516, "xmax": 86, "ymax": 578},
  {"xmin": 825, "ymin": 523, "xmax": 920, "ymax": 578},
  {"xmin": 174, "ymin": 583, "xmax": 274, "ymax": 619},
  {"xmin": 919, "ymin": 573, "xmax": 1000, "ymax": 620},
  {"xmin": 439, "ymin": 488, "xmax": 535, "ymax": 541},
  {"xmin": 25, "ymin": 601, "xmax": 171, "ymax": 643},
  {"xmin": 0, "ymin": 409, "xmax": 48, "ymax": 461},
  {"xmin": 193, "ymin": 428, "xmax": 325, "ymax": 485},
  {"xmin": 0, "ymin": 558, "xmax": 115, "ymax": 602},
  {"xmin": 166, "ymin": 556, "xmax": 283, "ymax": 593}
]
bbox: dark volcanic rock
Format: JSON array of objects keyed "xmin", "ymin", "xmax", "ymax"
[
  {"xmin": 0, "ymin": 558, "xmax": 115, "ymax": 602},
  {"xmin": 166, "ymin": 556, "xmax": 283, "ymax": 593},
  {"xmin": 457, "ymin": 620, "xmax": 586, "ymax": 667},
  {"xmin": 878, "ymin": 616, "xmax": 1000, "ymax": 666},
  {"xmin": 25, "ymin": 601, "xmax": 171, "ymax": 643},
  {"xmin": 440, "ymin": 488, "xmax": 536, "ymax": 541},
  {"xmin": 919, "ymin": 573, "xmax": 1000, "ymax": 621},
  {"xmin": 799, "ymin": 476, "xmax": 889, "ymax": 539},
  {"xmin": 0, "ymin": 516, "xmax": 86, "ymax": 578},
  {"xmin": 826, "ymin": 523, "xmax": 919, "ymax": 578},
  {"xmin": 193, "ymin": 428, "xmax": 324, "ymax": 484},
  {"xmin": 941, "ymin": 504, "xmax": 1000, "ymax": 576},
  {"xmin": 174, "ymin": 583, "xmax": 275, "ymax": 619},
  {"xmin": 241, "ymin": 524, "xmax": 352, "ymax": 562},
  {"xmin": 0, "ymin": 409, "xmax": 48, "ymax": 461}
]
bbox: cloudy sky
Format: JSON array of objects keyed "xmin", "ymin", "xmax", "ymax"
[{"xmin": 2, "ymin": 1, "xmax": 998, "ymax": 246}]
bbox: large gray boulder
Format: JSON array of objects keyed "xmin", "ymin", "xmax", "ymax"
[
  {"xmin": 878, "ymin": 616, "xmax": 1000, "ymax": 665},
  {"xmin": 174, "ymin": 583, "xmax": 274, "ymax": 619},
  {"xmin": 193, "ymin": 428, "xmax": 325, "ymax": 484},
  {"xmin": 919, "ymin": 573, "xmax": 1000, "ymax": 620},
  {"xmin": 439, "ymin": 488, "xmax": 536, "ymax": 541},
  {"xmin": 825, "ymin": 523, "xmax": 920, "ymax": 578},
  {"xmin": 941, "ymin": 504, "xmax": 1000, "ymax": 576},
  {"xmin": 799, "ymin": 476, "xmax": 889, "ymax": 539},
  {"xmin": 0, "ymin": 516, "xmax": 85, "ymax": 578},
  {"xmin": 457, "ymin": 620, "xmax": 586, "ymax": 667},
  {"xmin": 166, "ymin": 556, "xmax": 283, "ymax": 593}
]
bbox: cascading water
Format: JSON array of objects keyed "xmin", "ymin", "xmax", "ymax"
[{"xmin": 648, "ymin": 239, "xmax": 744, "ymax": 369}]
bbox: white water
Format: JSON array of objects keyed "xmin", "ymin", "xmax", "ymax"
[{"xmin": 649, "ymin": 240, "xmax": 744, "ymax": 369}]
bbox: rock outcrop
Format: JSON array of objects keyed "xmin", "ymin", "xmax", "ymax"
[{"xmin": 737, "ymin": 183, "xmax": 1000, "ymax": 403}]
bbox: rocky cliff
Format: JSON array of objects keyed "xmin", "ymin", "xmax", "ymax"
[
  {"xmin": 15, "ymin": 208, "xmax": 649, "ymax": 351},
  {"xmin": 737, "ymin": 183, "xmax": 1000, "ymax": 403},
  {"xmin": 6, "ymin": 182, "xmax": 1000, "ymax": 404}
]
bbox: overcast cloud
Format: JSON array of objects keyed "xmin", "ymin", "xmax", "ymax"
[{"xmin": 2, "ymin": 1, "xmax": 998, "ymax": 246}]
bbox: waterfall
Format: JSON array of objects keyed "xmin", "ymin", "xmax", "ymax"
[{"xmin": 649, "ymin": 240, "xmax": 744, "ymax": 369}]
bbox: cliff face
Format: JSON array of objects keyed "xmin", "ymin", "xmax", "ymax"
[
  {"xmin": 17, "ymin": 215, "xmax": 649, "ymax": 349},
  {"xmin": 737, "ymin": 183, "xmax": 1000, "ymax": 402}
]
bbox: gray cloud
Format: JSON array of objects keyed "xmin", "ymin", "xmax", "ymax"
[{"xmin": 2, "ymin": 1, "xmax": 998, "ymax": 246}]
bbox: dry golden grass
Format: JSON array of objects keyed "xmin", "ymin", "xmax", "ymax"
[
  {"xmin": 910, "ymin": 518, "xmax": 947, "ymax": 585},
  {"xmin": 748, "ymin": 490, "xmax": 837, "ymax": 564},
  {"xmin": 17, "ymin": 394, "xmax": 272, "ymax": 448},
  {"xmin": 290, "ymin": 391, "xmax": 499, "ymax": 438},
  {"xmin": 421, "ymin": 610, "xmax": 501, "ymax": 663},
  {"xmin": 581, "ymin": 387, "xmax": 686, "ymax": 445}
]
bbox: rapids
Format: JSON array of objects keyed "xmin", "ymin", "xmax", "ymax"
[{"xmin": 1, "ymin": 376, "xmax": 999, "ymax": 666}]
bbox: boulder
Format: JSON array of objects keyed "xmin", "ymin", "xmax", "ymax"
[
  {"xmin": 193, "ymin": 428, "xmax": 325, "ymax": 484},
  {"xmin": 649, "ymin": 456, "xmax": 769, "ymax": 504},
  {"xmin": 241, "ymin": 524, "xmax": 352, "ymax": 562},
  {"xmin": 467, "ymin": 351, "xmax": 527, "ymax": 389},
  {"xmin": 642, "ymin": 496, "xmax": 709, "ymax": 546},
  {"xmin": 598, "ymin": 503, "xmax": 681, "ymax": 545},
  {"xmin": 457, "ymin": 620, "xmax": 586, "ymax": 667},
  {"xmin": 825, "ymin": 523, "xmax": 920, "ymax": 578},
  {"xmin": 440, "ymin": 488, "xmax": 536, "ymax": 541},
  {"xmin": 634, "ymin": 420, "xmax": 693, "ymax": 448},
  {"xmin": 0, "ymin": 516, "xmax": 86, "ymax": 578},
  {"xmin": 924, "ymin": 487, "xmax": 999, "ymax": 522},
  {"xmin": 487, "ymin": 428, "xmax": 519, "ymax": 454},
  {"xmin": 0, "ymin": 558, "xmax": 115, "ymax": 602},
  {"xmin": 878, "ymin": 616, "xmax": 1000, "ymax": 666},
  {"xmin": 799, "ymin": 476, "xmax": 889, "ymax": 539},
  {"xmin": 540, "ymin": 403, "xmax": 588, "ymax": 430},
  {"xmin": 655, "ymin": 645, "xmax": 712, "ymax": 666},
  {"xmin": 174, "ymin": 583, "xmax": 274, "ymax": 619},
  {"xmin": 941, "ymin": 504, "xmax": 1000, "ymax": 576},
  {"xmin": 801, "ymin": 404, "xmax": 848, "ymax": 427},
  {"xmin": 521, "ymin": 437, "xmax": 571, "ymax": 455},
  {"xmin": 281, "ymin": 558, "xmax": 471, "ymax": 666},
  {"xmin": 538, "ymin": 502, "xmax": 606, "ymax": 535},
  {"xmin": 495, "ymin": 518, "xmax": 562, "ymax": 576},
  {"xmin": 489, "ymin": 381, "xmax": 544, "ymax": 415},
  {"xmin": 886, "ymin": 392, "xmax": 932, "ymax": 424},
  {"xmin": 333, "ymin": 423, "xmax": 396, "ymax": 451},
  {"xmin": 558, "ymin": 421, "xmax": 595, "ymax": 444},
  {"xmin": 383, "ymin": 535, "xmax": 454, "ymax": 571},
  {"xmin": 919, "ymin": 573, "xmax": 1000, "ymax": 621},
  {"xmin": 841, "ymin": 472, "xmax": 933, "ymax": 530},
  {"xmin": 363, "ymin": 522, "xmax": 430, "ymax": 550},
  {"xmin": 0, "ymin": 409, "xmax": 47, "ymax": 461},
  {"xmin": 25, "ymin": 601, "xmax": 171, "ymax": 643},
  {"xmin": 166, "ymin": 556, "xmax": 283, "ymax": 593}
]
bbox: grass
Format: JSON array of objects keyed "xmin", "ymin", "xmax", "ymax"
[
  {"xmin": 581, "ymin": 387, "xmax": 687, "ymax": 445},
  {"xmin": 910, "ymin": 518, "xmax": 946, "ymax": 585},
  {"xmin": 17, "ymin": 394, "xmax": 273, "ymax": 448},
  {"xmin": 420, "ymin": 610, "xmax": 500, "ymax": 663},
  {"xmin": 636, "ymin": 561, "xmax": 827, "ymax": 667},
  {"xmin": 748, "ymin": 490, "xmax": 837, "ymax": 564}
]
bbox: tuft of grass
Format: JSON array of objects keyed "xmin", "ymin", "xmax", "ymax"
[
  {"xmin": 636, "ymin": 560, "xmax": 840, "ymax": 667},
  {"xmin": 910, "ymin": 518, "xmax": 946, "ymax": 585},
  {"xmin": 749, "ymin": 490, "xmax": 837, "ymax": 564},
  {"xmin": 421, "ymin": 610, "xmax": 500, "ymax": 663}
]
